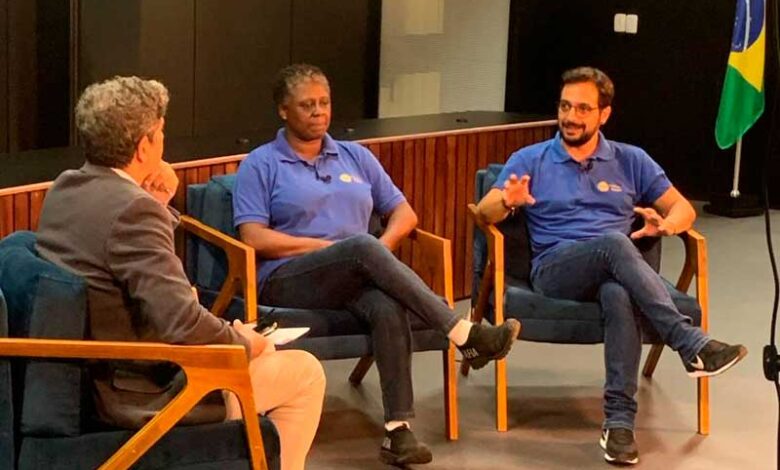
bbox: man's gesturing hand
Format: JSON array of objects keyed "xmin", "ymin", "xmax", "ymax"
[
  {"xmin": 630, "ymin": 207, "xmax": 677, "ymax": 239},
  {"xmin": 502, "ymin": 173, "xmax": 536, "ymax": 209}
]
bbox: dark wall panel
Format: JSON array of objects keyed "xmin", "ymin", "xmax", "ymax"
[
  {"xmin": 194, "ymin": 0, "xmax": 290, "ymax": 138},
  {"xmin": 506, "ymin": 0, "xmax": 777, "ymax": 202},
  {"xmin": 0, "ymin": 0, "xmax": 7, "ymax": 153},
  {"xmin": 79, "ymin": 0, "xmax": 195, "ymax": 138},
  {"xmin": 292, "ymin": 0, "xmax": 380, "ymax": 120}
]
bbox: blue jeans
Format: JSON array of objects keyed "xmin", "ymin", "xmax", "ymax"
[
  {"xmin": 531, "ymin": 233, "xmax": 710, "ymax": 431},
  {"xmin": 260, "ymin": 234, "xmax": 460, "ymax": 422}
]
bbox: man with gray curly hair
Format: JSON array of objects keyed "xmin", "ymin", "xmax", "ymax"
[{"xmin": 36, "ymin": 76, "xmax": 325, "ymax": 470}]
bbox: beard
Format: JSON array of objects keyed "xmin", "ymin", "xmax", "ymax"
[{"xmin": 559, "ymin": 120, "xmax": 597, "ymax": 147}]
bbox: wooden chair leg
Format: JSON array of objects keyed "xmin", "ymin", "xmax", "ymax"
[
  {"xmin": 348, "ymin": 356, "xmax": 374, "ymax": 386},
  {"xmin": 495, "ymin": 357, "xmax": 508, "ymax": 432},
  {"xmin": 443, "ymin": 343, "xmax": 459, "ymax": 440},
  {"xmin": 642, "ymin": 344, "xmax": 664, "ymax": 378},
  {"xmin": 698, "ymin": 376, "xmax": 710, "ymax": 435}
]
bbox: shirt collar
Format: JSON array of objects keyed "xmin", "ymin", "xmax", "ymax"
[
  {"xmin": 551, "ymin": 131, "xmax": 615, "ymax": 163},
  {"xmin": 272, "ymin": 128, "xmax": 339, "ymax": 163}
]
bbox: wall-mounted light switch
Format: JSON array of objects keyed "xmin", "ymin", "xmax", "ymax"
[
  {"xmin": 614, "ymin": 13, "xmax": 627, "ymax": 33},
  {"xmin": 625, "ymin": 14, "xmax": 638, "ymax": 34}
]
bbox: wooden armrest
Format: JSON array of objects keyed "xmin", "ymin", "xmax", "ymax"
[
  {"xmin": 466, "ymin": 204, "xmax": 506, "ymax": 324},
  {"xmin": 179, "ymin": 215, "xmax": 258, "ymax": 322},
  {"xmin": 407, "ymin": 228, "xmax": 454, "ymax": 307},
  {"xmin": 675, "ymin": 228, "xmax": 709, "ymax": 332},
  {"xmin": 0, "ymin": 338, "xmax": 267, "ymax": 470}
]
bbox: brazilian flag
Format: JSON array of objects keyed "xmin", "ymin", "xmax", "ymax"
[{"xmin": 715, "ymin": 0, "xmax": 765, "ymax": 149}]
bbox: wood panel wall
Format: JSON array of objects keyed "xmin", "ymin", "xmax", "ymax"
[{"xmin": 0, "ymin": 122, "xmax": 555, "ymax": 299}]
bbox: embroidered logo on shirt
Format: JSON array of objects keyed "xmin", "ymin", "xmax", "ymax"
[
  {"xmin": 597, "ymin": 181, "xmax": 623, "ymax": 193},
  {"xmin": 339, "ymin": 173, "xmax": 353, "ymax": 183}
]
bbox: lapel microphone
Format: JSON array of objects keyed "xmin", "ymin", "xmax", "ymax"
[{"xmin": 580, "ymin": 160, "xmax": 594, "ymax": 173}]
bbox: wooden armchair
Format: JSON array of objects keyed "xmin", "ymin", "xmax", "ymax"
[
  {"xmin": 0, "ymin": 231, "xmax": 279, "ymax": 470},
  {"xmin": 465, "ymin": 164, "xmax": 709, "ymax": 435},
  {"xmin": 180, "ymin": 174, "xmax": 459, "ymax": 440}
]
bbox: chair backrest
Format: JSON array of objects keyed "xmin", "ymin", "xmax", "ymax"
[
  {"xmin": 187, "ymin": 174, "xmax": 238, "ymax": 292},
  {"xmin": 0, "ymin": 231, "xmax": 89, "ymax": 441},
  {"xmin": 472, "ymin": 164, "xmax": 662, "ymax": 302}
]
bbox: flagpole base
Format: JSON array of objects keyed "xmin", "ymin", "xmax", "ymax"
[{"xmin": 703, "ymin": 193, "xmax": 764, "ymax": 218}]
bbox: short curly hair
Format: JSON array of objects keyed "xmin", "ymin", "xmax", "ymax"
[
  {"xmin": 561, "ymin": 67, "xmax": 615, "ymax": 108},
  {"xmin": 75, "ymin": 76, "xmax": 169, "ymax": 168},
  {"xmin": 272, "ymin": 63, "xmax": 330, "ymax": 108}
]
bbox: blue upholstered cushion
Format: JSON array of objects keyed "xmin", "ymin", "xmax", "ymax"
[
  {"xmin": 472, "ymin": 165, "xmax": 699, "ymax": 345},
  {"xmin": 0, "ymin": 287, "xmax": 15, "ymax": 470},
  {"xmin": 0, "ymin": 231, "xmax": 87, "ymax": 437},
  {"xmin": 18, "ymin": 419, "xmax": 280, "ymax": 470},
  {"xmin": 186, "ymin": 176, "xmax": 236, "ymax": 291}
]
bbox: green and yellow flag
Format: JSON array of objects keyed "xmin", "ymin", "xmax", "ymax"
[{"xmin": 715, "ymin": 0, "xmax": 765, "ymax": 149}]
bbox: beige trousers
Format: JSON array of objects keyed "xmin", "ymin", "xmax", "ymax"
[{"xmin": 225, "ymin": 349, "xmax": 326, "ymax": 470}]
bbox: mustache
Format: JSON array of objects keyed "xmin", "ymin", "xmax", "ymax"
[{"xmin": 560, "ymin": 120, "xmax": 585, "ymax": 129}]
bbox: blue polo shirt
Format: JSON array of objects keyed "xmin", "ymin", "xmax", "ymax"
[
  {"xmin": 494, "ymin": 132, "xmax": 671, "ymax": 271},
  {"xmin": 234, "ymin": 129, "xmax": 406, "ymax": 287}
]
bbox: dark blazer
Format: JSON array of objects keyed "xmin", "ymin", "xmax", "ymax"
[{"xmin": 36, "ymin": 162, "xmax": 250, "ymax": 429}]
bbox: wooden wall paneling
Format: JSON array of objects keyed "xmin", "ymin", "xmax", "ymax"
[
  {"xmin": 12, "ymin": 193, "xmax": 28, "ymax": 231},
  {"xmin": 225, "ymin": 162, "xmax": 239, "ymax": 174},
  {"xmin": 401, "ymin": 140, "xmax": 415, "ymax": 268},
  {"xmin": 496, "ymin": 130, "xmax": 507, "ymax": 161},
  {"xmin": 1, "ymin": 195, "xmax": 13, "ymax": 238},
  {"xmin": 454, "ymin": 134, "xmax": 468, "ymax": 299},
  {"xmin": 444, "ymin": 136, "xmax": 457, "ymax": 291},
  {"xmin": 464, "ymin": 133, "xmax": 478, "ymax": 303},
  {"xmin": 411, "ymin": 139, "xmax": 425, "ymax": 276},
  {"xmin": 433, "ymin": 137, "xmax": 447, "ymax": 238},
  {"xmin": 29, "ymin": 190, "xmax": 45, "ymax": 231},
  {"xmin": 211, "ymin": 164, "xmax": 226, "ymax": 177}
]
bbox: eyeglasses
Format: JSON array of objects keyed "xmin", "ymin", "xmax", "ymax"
[{"xmin": 557, "ymin": 100, "xmax": 600, "ymax": 117}]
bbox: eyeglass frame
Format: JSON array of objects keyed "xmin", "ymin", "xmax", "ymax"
[{"xmin": 556, "ymin": 99, "xmax": 602, "ymax": 117}]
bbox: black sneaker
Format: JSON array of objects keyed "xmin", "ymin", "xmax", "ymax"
[
  {"xmin": 600, "ymin": 428, "xmax": 639, "ymax": 466},
  {"xmin": 379, "ymin": 425, "xmax": 432, "ymax": 466},
  {"xmin": 458, "ymin": 319, "xmax": 521, "ymax": 370},
  {"xmin": 683, "ymin": 340, "xmax": 748, "ymax": 378}
]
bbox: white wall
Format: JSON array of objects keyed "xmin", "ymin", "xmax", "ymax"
[{"xmin": 379, "ymin": 0, "xmax": 510, "ymax": 117}]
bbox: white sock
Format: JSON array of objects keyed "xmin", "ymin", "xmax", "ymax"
[
  {"xmin": 448, "ymin": 319, "xmax": 473, "ymax": 346},
  {"xmin": 385, "ymin": 420, "xmax": 410, "ymax": 431}
]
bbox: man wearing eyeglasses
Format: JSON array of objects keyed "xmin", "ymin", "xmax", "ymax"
[{"xmin": 476, "ymin": 66, "xmax": 746, "ymax": 466}]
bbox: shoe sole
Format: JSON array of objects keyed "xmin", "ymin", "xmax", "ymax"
[
  {"xmin": 686, "ymin": 346, "xmax": 748, "ymax": 378},
  {"xmin": 469, "ymin": 319, "xmax": 521, "ymax": 370},
  {"xmin": 599, "ymin": 435, "xmax": 639, "ymax": 466},
  {"xmin": 379, "ymin": 448, "xmax": 433, "ymax": 466}
]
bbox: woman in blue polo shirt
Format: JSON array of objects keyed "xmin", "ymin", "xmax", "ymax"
[{"xmin": 233, "ymin": 63, "xmax": 520, "ymax": 466}]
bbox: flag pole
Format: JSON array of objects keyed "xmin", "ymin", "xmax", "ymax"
[{"xmin": 731, "ymin": 137, "xmax": 743, "ymax": 198}]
